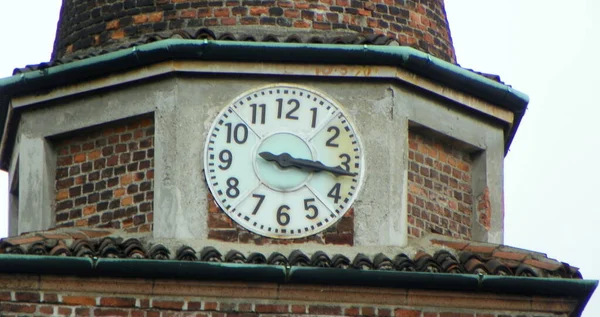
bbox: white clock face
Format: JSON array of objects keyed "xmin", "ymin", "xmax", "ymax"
[{"xmin": 204, "ymin": 84, "xmax": 364, "ymax": 239}]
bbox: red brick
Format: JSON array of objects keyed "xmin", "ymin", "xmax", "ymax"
[
  {"xmin": 181, "ymin": 9, "xmax": 197, "ymax": 18},
  {"xmin": 0, "ymin": 291, "xmax": 10, "ymax": 301},
  {"xmin": 222, "ymin": 17, "xmax": 237, "ymax": 25},
  {"xmin": 362, "ymin": 307, "xmax": 376, "ymax": 316},
  {"xmin": 63, "ymin": 295, "xmax": 96, "ymax": 306},
  {"xmin": 214, "ymin": 8, "xmax": 230, "ymax": 17},
  {"xmin": 379, "ymin": 308, "xmax": 392, "ymax": 317},
  {"xmin": 1, "ymin": 303, "xmax": 36, "ymax": 313},
  {"xmin": 153, "ymin": 300, "xmax": 184, "ymax": 310},
  {"xmin": 40, "ymin": 306, "xmax": 55, "ymax": 314},
  {"xmin": 95, "ymin": 308, "xmax": 129, "ymax": 316},
  {"xmin": 208, "ymin": 212, "xmax": 234, "ymax": 228},
  {"xmin": 250, "ymin": 7, "xmax": 268, "ymax": 15},
  {"xmin": 133, "ymin": 14, "xmax": 149, "ymax": 24},
  {"xmin": 204, "ymin": 302, "xmax": 218, "ymax": 310},
  {"xmin": 100, "ymin": 297, "xmax": 136, "ymax": 307},
  {"xmin": 58, "ymin": 307, "xmax": 73, "ymax": 315},
  {"xmin": 345, "ymin": 307, "xmax": 360, "ymax": 316},
  {"xmin": 76, "ymin": 307, "xmax": 91, "ymax": 316},
  {"xmin": 291, "ymin": 305, "xmax": 306, "ymax": 314},
  {"xmin": 149, "ymin": 12, "xmax": 163, "ymax": 22},
  {"xmin": 74, "ymin": 153, "xmax": 86, "ymax": 163},
  {"xmin": 44, "ymin": 293, "xmax": 59, "ymax": 303},
  {"xmin": 256, "ymin": 304, "xmax": 288, "ymax": 313},
  {"xmin": 395, "ymin": 309, "xmax": 420, "ymax": 317},
  {"xmin": 107, "ymin": 20, "xmax": 119, "ymax": 30},
  {"xmin": 309, "ymin": 305, "xmax": 341, "ymax": 315}
]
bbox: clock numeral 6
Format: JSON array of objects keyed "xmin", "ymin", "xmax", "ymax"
[
  {"xmin": 225, "ymin": 122, "xmax": 248, "ymax": 144},
  {"xmin": 277, "ymin": 205, "xmax": 291, "ymax": 226},
  {"xmin": 328, "ymin": 183, "xmax": 342, "ymax": 203},
  {"xmin": 304, "ymin": 198, "xmax": 319, "ymax": 219},
  {"xmin": 226, "ymin": 177, "xmax": 240, "ymax": 198},
  {"xmin": 218, "ymin": 150, "xmax": 232, "ymax": 170}
]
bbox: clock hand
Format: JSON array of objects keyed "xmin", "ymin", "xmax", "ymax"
[{"xmin": 259, "ymin": 151, "xmax": 357, "ymax": 177}]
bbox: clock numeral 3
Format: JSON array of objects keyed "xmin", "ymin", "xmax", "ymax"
[
  {"xmin": 250, "ymin": 103, "xmax": 266, "ymax": 124},
  {"xmin": 226, "ymin": 177, "xmax": 240, "ymax": 198},
  {"xmin": 218, "ymin": 150, "xmax": 232, "ymax": 170},
  {"xmin": 225, "ymin": 122, "xmax": 248, "ymax": 144},
  {"xmin": 326, "ymin": 126, "xmax": 340, "ymax": 147},
  {"xmin": 339, "ymin": 153, "xmax": 350, "ymax": 171},
  {"xmin": 276, "ymin": 98, "xmax": 300, "ymax": 120},
  {"xmin": 277, "ymin": 205, "xmax": 291, "ymax": 226},
  {"xmin": 304, "ymin": 198, "xmax": 319, "ymax": 219},
  {"xmin": 328, "ymin": 183, "xmax": 342, "ymax": 203},
  {"xmin": 251, "ymin": 194, "xmax": 265, "ymax": 215}
]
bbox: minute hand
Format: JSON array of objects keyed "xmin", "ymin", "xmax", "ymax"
[{"xmin": 259, "ymin": 152, "xmax": 357, "ymax": 177}]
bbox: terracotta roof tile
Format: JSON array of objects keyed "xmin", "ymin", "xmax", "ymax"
[
  {"xmin": 491, "ymin": 250, "xmax": 529, "ymax": 262},
  {"xmin": 0, "ymin": 231, "xmax": 583, "ymax": 280}
]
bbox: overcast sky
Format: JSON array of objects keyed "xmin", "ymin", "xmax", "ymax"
[{"xmin": 0, "ymin": 0, "xmax": 597, "ymax": 315}]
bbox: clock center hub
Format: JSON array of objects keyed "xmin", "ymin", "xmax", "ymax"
[{"xmin": 254, "ymin": 132, "xmax": 313, "ymax": 192}]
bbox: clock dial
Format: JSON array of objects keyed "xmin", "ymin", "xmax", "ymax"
[{"xmin": 204, "ymin": 84, "xmax": 364, "ymax": 239}]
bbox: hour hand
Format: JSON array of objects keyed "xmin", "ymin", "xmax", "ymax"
[{"xmin": 259, "ymin": 151, "xmax": 357, "ymax": 177}]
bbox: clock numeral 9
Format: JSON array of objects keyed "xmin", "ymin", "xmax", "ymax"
[
  {"xmin": 328, "ymin": 183, "xmax": 342, "ymax": 203},
  {"xmin": 225, "ymin": 122, "xmax": 248, "ymax": 144},
  {"xmin": 276, "ymin": 98, "xmax": 300, "ymax": 120},
  {"xmin": 218, "ymin": 150, "xmax": 232, "ymax": 170},
  {"xmin": 304, "ymin": 198, "xmax": 319, "ymax": 219},
  {"xmin": 277, "ymin": 205, "xmax": 291, "ymax": 226},
  {"xmin": 226, "ymin": 177, "xmax": 240, "ymax": 198}
]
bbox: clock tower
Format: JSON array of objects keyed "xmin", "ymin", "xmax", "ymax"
[{"xmin": 0, "ymin": 1, "xmax": 595, "ymax": 316}]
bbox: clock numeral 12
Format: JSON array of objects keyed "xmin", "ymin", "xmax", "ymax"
[{"xmin": 276, "ymin": 98, "xmax": 300, "ymax": 120}]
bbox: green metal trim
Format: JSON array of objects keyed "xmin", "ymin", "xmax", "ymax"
[
  {"xmin": 0, "ymin": 254, "xmax": 93, "ymax": 276},
  {"xmin": 0, "ymin": 254, "xmax": 595, "ymax": 317},
  {"xmin": 0, "ymin": 39, "xmax": 528, "ymax": 169},
  {"xmin": 95, "ymin": 257, "xmax": 286, "ymax": 283}
]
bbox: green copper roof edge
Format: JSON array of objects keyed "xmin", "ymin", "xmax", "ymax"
[
  {"xmin": 0, "ymin": 254, "xmax": 595, "ymax": 316},
  {"xmin": 0, "ymin": 39, "xmax": 529, "ymax": 110},
  {"xmin": 0, "ymin": 39, "xmax": 528, "ymax": 169}
]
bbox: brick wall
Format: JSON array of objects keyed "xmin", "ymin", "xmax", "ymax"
[
  {"xmin": 53, "ymin": 0, "xmax": 455, "ymax": 63},
  {"xmin": 407, "ymin": 130, "xmax": 473, "ymax": 240},
  {"xmin": 208, "ymin": 193, "xmax": 354, "ymax": 245},
  {"xmin": 54, "ymin": 117, "xmax": 154, "ymax": 233},
  {"xmin": 0, "ymin": 279, "xmax": 569, "ymax": 317}
]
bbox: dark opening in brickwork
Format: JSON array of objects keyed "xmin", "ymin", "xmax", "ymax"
[
  {"xmin": 207, "ymin": 193, "xmax": 354, "ymax": 246},
  {"xmin": 54, "ymin": 117, "xmax": 154, "ymax": 233},
  {"xmin": 407, "ymin": 130, "xmax": 472, "ymax": 239}
]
